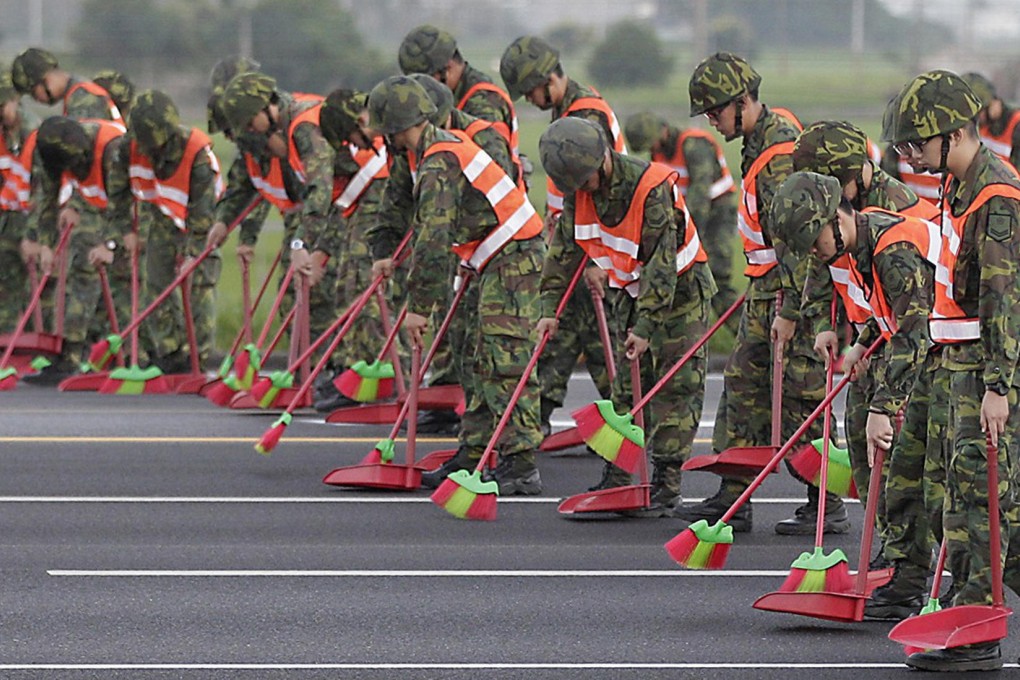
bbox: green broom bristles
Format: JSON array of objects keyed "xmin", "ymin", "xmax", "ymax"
[
  {"xmin": 573, "ymin": 400, "xmax": 645, "ymax": 470},
  {"xmin": 431, "ymin": 469, "xmax": 499, "ymax": 520},
  {"xmin": 664, "ymin": 519, "xmax": 734, "ymax": 569},
  {"xmin": 788, "ymin": 438, "xmax": 856, "ymax": 498}
]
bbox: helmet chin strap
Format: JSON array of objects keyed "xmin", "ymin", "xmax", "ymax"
[
  {"xmin": 852, "ymin": 170, "xmax": 868, "ymax": 211},
  {"xmin": 936, "ymin": 135, "xmax": 950, "ymax": 173}
]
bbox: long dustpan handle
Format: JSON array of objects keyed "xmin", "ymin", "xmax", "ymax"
[
  {"xmin": 591, "ymin": 283, "xmax": 617, "ymax": 382},
  {"xmin": 987, "ymin": 433, "xmax": 1005, "ymax": 607},
  {"xmin": 771, "ymin": 291, "xmax": 784, "ymax": 448},
  {"xmin": 630, "ymin": 354, "xmax": 648, "ymax": 487},
  {"xmin": 853, "ymin": 445, "xmax": 886, "ymax": 596},
  {"xmin": 813, "ymin": 295, "xmax": 839, "ymax": 546}
]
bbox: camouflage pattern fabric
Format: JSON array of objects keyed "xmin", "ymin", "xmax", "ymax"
[
  {"xmin": 11, "ymin": 48, "xmax": 58, "ymax": 94},
  {"xmin": 0, "ymin": 212, "xmax": 29, "ymax": 330},
  {"xmin": 319, "ymin": 89, "xmax": 368, "ymax": 151},
  {"xmin": 129, "ymin": 90, "xmax": 180, "ymax": 155},
  {"xmin": 539, "ymin": 116, "xmax": 606, "ymax": 193},
  {"xmin": 623, "ymin": 112, "xmax": 662, "ymax": 153},
  {"xmin": 792, "ymin": 120, "xmax": 871, "ymax": 185},
  {"xmin": 64, "ymin": 77, "xmax": 123, "ymax": 122},
  {"xmin": 499, "ymin": 36, "xmax": 559, "ymax": 100},
  {"xmin": 92, "ymin": 70, "xmax": 135, "ymax": 120},
  {"xmin": 408, "ymin": 73, "xmax": 454, "ymax": 127},
  {"xmin": 219, "ymin": 72, "xmax": 277, "ymax": 135},
  {"xmin": 769, "ymin": 170, "xmax": 842, "ymax": 257},
  {"xmin": 891, "ymin": 70, "xmax": 982, "ymax": 143},
  {"xmin": 451, "ymin": 63, "xmax": 516, "ymax": 140},
  {"xmin": 207, "ymin": 56, "xmax": 261, "ymax": 135},
  {"xmin": 688, "ymin": 52, "xmax": 761, "ymax": 117},
  {"xmin": 368, "ymin": 76, "xmax": 436, "ymax": 136},
  {"xmin": 398, "ymin": 25, "xmax": 457, "ymax": 75},
  {"xmin": 961, "ymin": 72, "xmax": 996, "ymax": 109}
]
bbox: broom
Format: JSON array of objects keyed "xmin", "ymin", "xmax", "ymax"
[
  {"xmin": 254, "ymin": 230, "xmax": 413, "ymax": 454},
  {"xmin": 903, "ymin": 540, "xmax": 948, "ymax": 656},
  {"xmin": 665, "ymin": 336, "xmax": 886, "ymax": 569},
  {"xmin": 333, "ymin": 291, "xmax": 406, "ymax": 403},
  {"xmin": 788, "ymin": 297, "xmax": 854, "ymax": 496},
  {"xmin": 574, "ymin": 292, "xmax": 746, "ymax": 472},
  {"xmin": 431, "ymin": 258, "xmax": 585, "ymax": 520},
  {"xmin": 0, "ymin": 218, "xmax": 76, "ymax": 390},
  {"xmin": 87, "ymin": 197, "xmax": 263, "ymax": 372}
]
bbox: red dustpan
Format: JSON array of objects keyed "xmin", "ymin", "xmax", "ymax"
[
  {"xmin": 888, "ymin": 434, "xmax": 1012, "ymax": 650},
  {"xmin": 539, "ymin": 426, "xmax": 585, "ymax": 451},
  {"xmin": 558, "ymin": 356, "xmax": 650, "ymax": 515},
  {"xmin": 683, "ymin": 293, "xmax": 783, "ymax": 478}
]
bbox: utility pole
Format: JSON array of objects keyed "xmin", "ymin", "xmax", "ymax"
[
  {"xmin": 29, "ymin": 0, "xmax": 44, "ymax": 45},
  {"xmin": 851, "ymin": 0, "xmax": 865, "ymax": 54}
]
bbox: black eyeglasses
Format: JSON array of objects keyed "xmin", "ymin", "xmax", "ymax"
[
  {"xmin": 893, "ymin": 135, "xmax": 939, "ymax": 157},
  {"xmin": 704, "ymin": 101, "xmax": 732, "ymax": 122}
]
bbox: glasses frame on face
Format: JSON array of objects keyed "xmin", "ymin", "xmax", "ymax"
[
  {"xmin": 704, "ymin": 100, "xmax": 733, "ymax": 122},
  {"xmin": 892, "ymin": 134, "xmax": 939, "ymax": 158}
]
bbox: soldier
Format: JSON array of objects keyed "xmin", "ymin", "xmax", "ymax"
[
  {"xmin": 539, "ymin": 116, "xmax": 716, "ymax": 516},
  {"xmin": 92, "ymin": 70, "xmax": 136, "ymax": 122},
  {"xmin": 674, "ymin": 53, "xmax": 835, "ymax": 534},
  {"xmin": 312, "ymin": 88, "xmax": 391, "ymax": 412},
  {"xmin": 10, "ymin": 48, "xmax": 124, "ymax": 125},
  {"xmin": 367, "ymin": 75, "xmax": 546, "ymax": 495},
  {"xmin": 0, "ymin": 66, "xmax": 36, "ymax": 331},
  {"xmin": 214, "ymin": 72, "xmax": 340, "ymax": 366},
  {"xmin": 126, "ymin": 90, "xmax": 223, "ymax": 372},
  {"xmin": 890, "ymin": 70, "xmax": 1020, "ymax": 672},
  {"xmin": 963, "ymin": 71, "xmax": 1020, "ymax": 171},
  {"xmin": 21, "ymin": 116, "xmax": 130, "ymax": 384},
  {"xmin": 624, "ymin": 111, "xmax": 739, "ymax": 330},
  {"xmin": 499, "ymin": 35, "xmax": 615, "ymax": 445}
]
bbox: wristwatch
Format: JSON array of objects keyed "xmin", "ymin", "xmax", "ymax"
[
  {"xmin": 105, "ymin": 239, "xmax": 118, "ymax": 251},
  {"xmin": 987, "ymin": 382, "xmax": 1010, "ymax": 396},
  {"xmin": 290, "ymin": 238, "xmax": 305, "ymax": 251}
]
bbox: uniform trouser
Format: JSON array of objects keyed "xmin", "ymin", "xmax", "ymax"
[
  {"xmin": 714, "ymin": 289, "xmax": 834, "ymax": 496},
  {"xmin": 942, "ymin": 367, "xmax": 1020, "ymax": 605},
  {"xmin": 537, "ymin": 282, "xmax": 612, "ymax": 423},
  {"xmin": 426, "ymin": 268, "xmax": 476, "ymax": 389},
  {"xmin": 882, "ymin": 350, "xmax": 941, "ymax": 571},
  {"xmin": 0, "ymin": 223, "xmax": 27, "ymax": 331},
  {"xmin": 845, "ymin": 361, "xmax": 890, "ymax": 534},
  {"xmin": 458, "ymin": 238, "xmax": 545, "ymax": 459},
  {"xmin": 61, "ymin": 213, "xmax": 106, "ymax": 363},
  {"xmin": 700, "ymin": 202, "xmax": 739, "ymax": 330},
  {"xmin": 142, "ymin": 223, "xmax": 221, "ymax": 366},
  {"xmin": 609, "ymin": 289, "xmax": 709, "ymax": 468}
]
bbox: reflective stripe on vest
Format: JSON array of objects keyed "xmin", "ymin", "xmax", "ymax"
[
  {"xmin": 897, "ymin": 158, "xmax": 942, "ymax": 203},
  {"xmin": 0, "ymin": 130, "xmax": 35, "ymax": 212},
  {"xmin": 456, "ymin": 81, "xmax": 519, "ymax": 158},
  {"xmin": 653, "ymin": 128, "xmax": 735, "ymax": 200},
  {"xmin": 737, "ymin": 141, "xmax": 794, "ymax": 277},
  {"xmin": 931, "ymin": 181, "xmax": 1020, "ymax": 343},
  {"xmin": 423, "ymin": 131, "xmax": 543, "ymax": 271},
  {"xmin": 62, "ymin": 119, "xmax": 124, "ymax": 209},
  {"xmin": 979, "ymin": 110, "xmax": 1020, "ymax": 162},
  {"xmin": 129, "ymin": 128, "xmax": 223, "ymax": 230},
  {"xmin": 243, "ymin": 95, "xmax": 324, "ymax": 213},
  {"xmin": 334, "ymin": 137, "xmax": 388, "ymax": 217},
  {"xmin": 867, "ymin": 139, "xmax": 883, "ymax": 165},
  {"xmin": 574, "ymin": 162, "xmax": 707, "ymax": 298},
  {"xmin": 64, "ymin": 81, "xmax": 125, "ymax": 130},
  {"xmin": 546, "ymin": 95, "xmax": 627, "ymax": 216}
]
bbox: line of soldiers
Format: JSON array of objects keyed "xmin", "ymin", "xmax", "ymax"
[{"xmin": 3, "ymin": 35, "xmax": 1020, "ymax": 670}]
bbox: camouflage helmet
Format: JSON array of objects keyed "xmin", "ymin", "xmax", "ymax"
[
  {"xmin": 92, "ymin": 69, "xmax": 136, "ymax": 118},
  {"xmin": 207, "ymin": 56, "xmax": 261, "ymax": 134},
  {"xmin": 130, "ymin": 89, "xmax": 181, "ymax": 154},
  {"xmin": 624, "ymin": 112, "xmax": 665, "ymax": 152},
  {"xmin": 879, "ymin": 92, "xmax": 902, "ymax": 143},
  {"xmin": 11, "ymin": 47, "xmax": 59, "ymax": 95},
  {"xmin": 769, "ymin": 171, "xmax": 843, "ymax": 256},
  {"xmin": 891, "ymin": 70, "xmax": 981, "ymax": 144},
  {"xmin": 500, "ymin": 36, "xmax": 560, "ymax": 100},
  {"xmin": 688, "ymin": 52, "xmax": 761, "ymax": 117},
  {"xmin": 408, "ymin": 73, "xmax": 454, "ymax": 127},
  {"xmin": 320, "ymin": 88, "xmax": 368, "ymax": 150},
  {"xmin": 220, "ymin": 72, "xmax": 277, "ymax": 135},
  {"xmin": 792, "ymin": 120, "xmax": 870, "ymax": 184},
  {"xmin": 36, "ymin": 115, "xmax": 90, "ymax": 178},
  {"xmin": 398, "ymin": 25, "xmax": 457, "ymax": 75},
  {"xmin": 0, "ymin": 65, "xmax": 17, "ymax": 102},
  {"xmin": 962, "ymin": 71, "xmax": 996, "ymax": 108},
  {"xmin": 539, "ymin": 116, "xmax": 608, "ymax": 193},
  {"xmin": 368, "ymin": 75, "xmax": 437, "ymax": 136}
]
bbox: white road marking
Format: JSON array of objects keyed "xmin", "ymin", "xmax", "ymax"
[
  {"xmin": 0, "ymin": 496, "xmax": 859, "ymax": 504},
  {"xmin": 45, "ymin": 569, "xmax": 831, "ymax": 577},
  {"xmin": 0, "ymin": 663, "xmax": 931, "ymax": 670}
]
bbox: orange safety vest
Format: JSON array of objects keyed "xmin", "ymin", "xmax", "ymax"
[
  {"xmin": 129, "ymin": 128, "xmax": 224, "ymax": 230},
  {"xmin": 421, "ymin": 131, "xmax": 543, "ymax": 272},
  {"xmin": 334, "ymin": 136, "xmax": 389, "ymax": 218},
  {"xmin": 0, "ymin": 129, "xmax": 35, "ymax": 212},
  {"xmin": 64, "ymin": 80, "xmax": 125, "ymax": 130},
  {"xmin": 737, "ymin": 141, "xmax": 794, "ymax": 277},
  {"xmin": 771, "ymin": 107, "xmax": 803, "ymax": 132},
  {"xmin": 546, "ymin": 95, "xmax": 627, "ymax": 216},
  {"xmin": 456, "ymin": 81, "xmax": 519, "ymax": 158},
  {"xmin": 573, "ymin": 162, "xmax": 707, "ymax": 298},
  {"xmin": 896, "ymin": 157, "xmax": 942, "ymax": 205},
  {"xmin": 60, "ymin": 119, "xmax": 124, "ymax": 209},
  {"xmin": 867, "ymin": 138, "xmax": 883, "ymax": 165},
  {"xmin": 979, "ymin": 110, "xmax": 1020, "ymax": 162},
  {"xmin": 653, "ymin": 128, "xmax": 735, "ymax": 201},
  {"xmin": 931, "ymin": 181, "xmax": 1020, "ymax": 344}
]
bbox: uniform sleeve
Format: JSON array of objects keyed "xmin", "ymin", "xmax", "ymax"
[
  {"xmin": 461, "ymin": 89, "xmax": 512, "ymax": 131},
  {"xmin": 1010, "ymin": 125, "xmax": 1020, "ymax": 176},
  {"xmin": 184, "ymin": 152, "xmax": 218, "ymax": 257},
  {"xmin": 215, "ymin": 153, "xmax": 261, "ymax": 236},
  {"xmin": 540, "ymin": 195, "xmax": 586, "ymax": 319},
  {"xmin": 367, "ymin": 155, "xmax": 414, "ymax": 261},
  {"xmin": 975, "ymin": 194, "xmax": 1020, "ymax": 391},
  {"xmin": 405, "ymin": 153, "xmax": 462, "ymax": 317},
  {"xmin": 869, "ymin": 243, "xmax": 934, "ymax": 415},
  {"xmin": 631, "ymin": 182, "xmax": 679, "ymax": 340},
  {"xmin": 290, "ymin": 122, "xmax": 337, "ymax": 256},
  {"xmin": 26, "ymin": 150, "xmax": 59, "ymax": 247}
]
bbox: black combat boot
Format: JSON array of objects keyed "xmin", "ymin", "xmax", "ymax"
[
  {"xmin": 492, "ymin": 452, "xmax": 541, "ymax": 496},
  {"xmin": 419, "ymin": 447, "xmax": 476, "ymax": 489},
  {"xmin": 774, "ymin": 486, "xmax": 850, "ymax": 535},
  {"xmin": 906, "ymin": 642, "xmax": 1002, "ymax": 672},
  {"xmin": 863, "ymin": 560, "xmax": 927, "ymax": 620},
  {"xmin": 625, "ymin": 462, "xmax": 682, "ymax": 518},
  {"xmin": 674, "ymin": 480, "xmax": 752, "ymax": 532},
  {"xmin": 587, "ymin": 458, "xmax": 633, "ymax": 491}
]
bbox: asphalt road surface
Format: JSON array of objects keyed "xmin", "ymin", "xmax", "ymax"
[{"xmin": 2, "ymin": 373, "xmax": 1017, "ymax": 679}]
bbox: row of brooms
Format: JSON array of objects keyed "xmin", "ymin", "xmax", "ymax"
[{"xmin": 0, "ymin": 201, "xmax": 1009, "ymax": 652}]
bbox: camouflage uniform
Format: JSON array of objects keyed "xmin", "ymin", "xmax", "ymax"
[
  {"xmin": 369, "ymin": 76, "xmax": 546, "ymax": 493},
  {"xmin": 0, "ymin": 70, "xmax": 35, "ymax": 331},
  {"xmin": 541, "ymin": 117, "xmax": 716, "ymax": 514},
  {"xmin": 625, "ymin": 112, "xmax": 739, "ymax": 328},
  {"xmin": 964, "ymin": 72, "xmax": 1020, "ymax": 172},
  {"xmin": 127, "ymin": 90, "xmax": 220, "ymax": 370},
  {"xmin": 218, "ymin": 74, "xmax": 339, "ymax": 346},
  {"xmin": 26, "ymin": 117, "xmax": 130, "ymax": 373}
]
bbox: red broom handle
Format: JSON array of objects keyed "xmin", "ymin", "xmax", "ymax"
[
  {"xmin": 375, "ymin": 292, "xmax": 407, "ymax": 397},
  {"xmin": 240, "ymin": 258, "xmax": 253, "ymax": 344},
  {"xmin": 987, "ymin": 433, "xmax": 1005, "ymax": 607},
  {"xmin": 180, "ymin": 272, "xmax": 201, "ymax": 375},
  {"xmin": 404, "ymin": 344, "xmax": 421, "ymax": 467},
  {"xmin": 262, "ymin": 306, "xmax": 296, "ymax": 361},
  {"xmin": 0, "ymin": 219, "xmax": 75, "ymax": 368},
  {"xmin": 813, "ymin": 295, "xmax": 838, "ymax": 545},
  {"xmin": 852, "ymin": 445, "xmax": 886, "ymax": 596},
  {"xmin": 255, "ymin": 264, "xmax": 296, "ymax": 350},
  {"xmin": 716, "ymin": 337, "xmax": 885, "ymax": 525},
  {"xmin": 927, "ymin": 539, "xmax": 948, "ymax": 603},
  {"xmin": 26, "ymin": 261, "xmax": 44, "ymax": 332},
  {"xmin": 129, "ymin": 205, "xmax": 140, "ymax": 365},
  {"xmin": 631, "ymin": 354, "xmax": 648, "ymax": 487},
  {"xmin": 591, "ymin": 283, "xmax": 617, "ymax": 382},
  {"xmin": 471, "ymin": 258, "xmax": 587, "ymax": 473},
  {"xmin": 54, "ymin": 242, "xmax": 68, "ymax": 338},
  {"xmin": 116, "ymin": 197, "xmax": 262, "ymax": 341},
  {"xmin": 628, "ymin": 291, "xmax": 747, "ymax": 417},
  {"xmin": 96, "ymin": 265, "xmax": 124, "ymax": 368},
  {"xmin": 770, "ymin": 291, "xmax": 784, "ymax": 448},
  {"xmin": 222, "ymin": 249, "xmax": 282, "ymax": 362}
]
